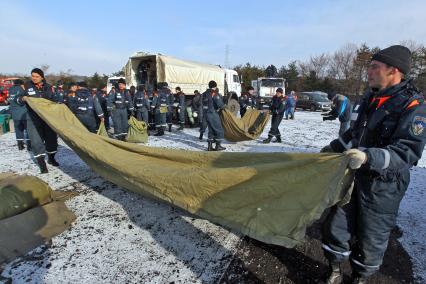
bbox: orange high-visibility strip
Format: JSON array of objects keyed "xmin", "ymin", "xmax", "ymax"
[
  {"xmin": 406, "ymin": 99, "xmax": 420, "ymax": 110},
  {"xmin": 370, "ymin": 96, "xmax": 391, "ymax": 109}
]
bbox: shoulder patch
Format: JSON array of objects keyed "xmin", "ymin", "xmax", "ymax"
[{"xmin": 412, "ymin": 115, "xmax": 426, "ymax": 136}]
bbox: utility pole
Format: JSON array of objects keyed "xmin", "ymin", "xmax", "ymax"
[{"xmin": 224, "ymin": 44, "xmax": 230, "ymax": 69}]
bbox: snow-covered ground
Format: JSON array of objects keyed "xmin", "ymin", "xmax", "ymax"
[{"xmin": 0, "ymin": 110, "xmax": 425, "ymax": 283}]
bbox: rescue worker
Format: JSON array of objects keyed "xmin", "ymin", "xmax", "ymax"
[
  {"xmin": 129, "ymin": 86, "xmax": 136, "ymax": 117},
  {"xmin": 284, "ymin": 91, "xmax": 297, "ymax": 120},
  {"xmin": 193, "ymin": 90, "xmax": 207, "ymax": 140},
  {"xmin": 176, "ymin": 86, "xmax": 186, "ymax": 130},
  {"xmin": 54, "ymin": 80, "xmax": 65, "ymax": 103},
  {"xmin": 7, "ymin": 79, "xmax": 30, "ymax": 151},
  {"xmin": 239, "ymin": 86, "xmax": 256, "ymax": 117},
  {"xmin": 65, "ymin": 82, "xmax": 78, "ymax": 112},
  {"xmin": 72, "ymin": 82, "xmax": 104, "ymax": 133},
  {"xmin": 97, "ymin": 84, "xmax": 110, "ymax": 129},
  {"xmin": 107, "ymin": 78, "xmax": 133, "ymax": 140},
  {"xmin": 134, "ymin": 84, "xmax": 150, "ymax": 123},
  {"xmin": 17, "ymin": 68, "xmax": 59, "ymax": 173},
  {"xmin": 166, "ymin": 86, "xmax": 175, "ymax": 132},
  {"xmin": 153, "ymin": 83, "xmax": 171, "ymax": 136},
  {"xmin": 263, "ymin": 88, "xmax": 285, "ymax": 143},
  {"xmin": 321, "ymin": 45, "xmax": 426, "ymax": 284},
  {"xmin": 201, "ymin": 80, "xmax": 226, "ymax": 151},
  {"xmin": 148, "ymin": 90, "xmax": 158, "ymax": 130},
  {"xmin": 322, "ymin": 93, "xmax": 352, "ymax": 136}
]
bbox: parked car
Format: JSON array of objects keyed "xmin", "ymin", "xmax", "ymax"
[{"xmin": 296, "ymin": 92, "xmax": 332, "ymax": 111}]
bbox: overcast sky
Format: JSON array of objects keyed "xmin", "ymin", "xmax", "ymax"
[{"xmin": 1, "ymin": 0, "xmax": 425, "ymax": 76}]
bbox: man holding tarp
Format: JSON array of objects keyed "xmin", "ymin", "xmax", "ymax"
[
  {"xmin": 201, "ymin": 80, "xmax": 226, "ymax": 151},
  {"xmin": 263, "ymin": 87, "xmax": 286, "ymax": 143},
  {"xmin": 321, "ymin": 45, "xmax": 426, "ymax": 284},
  {"xmin": 17, "ymin": 68, "xmax": 60, "ymax": 173}
]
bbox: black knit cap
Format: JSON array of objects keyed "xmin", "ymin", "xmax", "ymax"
[
  {"xmin": 276, "ymin": 88, "xmax": 283, "ymax": 94},
  {"xmin": 118, "ymin": 78, "xmax": 126, "ymax": 85},
  {"xmin": 31, "ymin": 68, "xmax": 45, "ymax": 78},
  {"xmin": 208, "ymin": 80, "xmax": 217, "ymax": 88},
  {"xmin": 371, "ymin": 45, "xmax": 412, "ymax": 74}
]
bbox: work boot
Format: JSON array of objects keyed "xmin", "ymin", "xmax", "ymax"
[
  {"xmin": 17, "ymin": 141, "xmax": 25, "ymax": 150},
  {"xmin": 168, "ymin": 124, "xmax": 172, "ymax": 132},
  {"xmin": 154, "ymin": 128, "xmax": 163, "ymax": 136},
  {"xmin": 199, "ymin": 132, "xmax": 203, "ymax": 141},
  {"xmin": 47, "ymin": 153, "xmax": 60, "ymax": 167},
  {"xmin": 26, "ymin": 140, "xmax": 32, "ymax": 151},
  {"xmin": 36, "ymin": 156, "xmax": 48, "ymax": 174},
  {"xmin": 326, "ymin": 262, "xmax": 343, "ymax": 284},
  {"xmin": 350, "ymin": 273, "xmax": 368, "ymax": 284},
  {"xmin": 262, "ymin": 136, "xmax": 272, "ymax": 144},
  {"xmin": 207, "ymin": 141, "xmax": 214, "ymax": 151},
  {"xmin": 215, "ymin": 141, "xmax": 226, "ymax": 151},
  {"xmin": 273, "ymin": 136, "xmax": 282, "ymax": 143},
  {"xmin": 178, "ymin": 123, "xmax": 184, "ymax": 131}
]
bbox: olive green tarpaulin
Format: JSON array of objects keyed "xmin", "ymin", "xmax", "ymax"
[
  {"xmin": 97, "ymin": 121, "xmax": 109, "ymax": 137},
  {"xmin": 25, "ymin": 98, "xmax": 353, "ymax": 248},
  {"xmin": 127, "ymin": 116, "xmax": 148, "ymax": 143},
  {"xmin": 0, "ymin": 172, "xmax": 52, "ymax": 220},
  {"xmin": 0, "ymin": 173, "xmax": 76, "ymax": 264},
  {"xmin": 220, "ymin": 108, "xmax": 271, "ymax": 142}
]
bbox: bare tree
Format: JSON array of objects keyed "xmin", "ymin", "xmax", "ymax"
[{"xmin": 328, "ymin": 43, "xmax": 357, "ymax": 81}]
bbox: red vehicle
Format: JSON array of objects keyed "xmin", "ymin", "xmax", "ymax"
[{"xmin": 0, "ymin": 77, "xmax": 19, "ymax": 104}]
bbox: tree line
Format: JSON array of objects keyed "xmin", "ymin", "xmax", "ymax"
[{"xmin": 234, "ymin": 41, "xmax": 426, "ymax": 98}]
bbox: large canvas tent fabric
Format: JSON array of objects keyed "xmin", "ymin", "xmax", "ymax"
[
  {"xmin": 220, "ymin": 109, "xmax": 270, "ymax": 142},
  {"xmin": 25, "ymin": 98, "xmax": 353, "ymax": 248},
  {"xmin": 0, "ymin": 173, "xmax": 76, "ymax": 264}
]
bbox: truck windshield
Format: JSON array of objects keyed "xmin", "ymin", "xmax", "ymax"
[{"xmin": 261, "ymin": 79, "xmax": 283, "ymax": 87}]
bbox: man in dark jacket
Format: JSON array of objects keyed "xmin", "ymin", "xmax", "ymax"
[
  {"xmin": 153, "ymin": 83, "xmax": 172, "ymax": 136},
  {"xmin": 97, "ymin": 84, "xmax": 110, "ymax": 129},
  {"xmin": 134, "ymin": 85, "xmax": 150, "ymax": 123},
  {"xmin": 322, "ymin": 93, "xmax": 352, "ymax": 136},
  {"xmin": 7, "ymin": 79, "xmax": 30, "ymax": 150},
  {"xmin": 54, "ymin": 80, "xmax": 65, "ymax": 103},
  {"xmin": 193, "ymin": 90, "xmax": 207, "ymax": 140},
  {"xmin": 17, "ymin": 68, "xmax": 59, "ymax": 173},
  {"xmin": 239, "ymin": 86, "xmax": 256, "ymax": 117},
  {"xmin": 201, "ymin": 81, "xmax": 226, "ymax": 151},
  {"xmin": 71, "ymin": 82, "xmax": 104, "ymax": 133},
  {"xmin": 175, "ymin": 87, "xmax": 186, "ymax": 130},
  {"xmin": 107, "ymin": 78, "xmax": 133, "ymax": 140},
  {"xmin": 263, "ymin": 88, "xmax": 286, "ymax": 143},
  {"xmin": 321, "ymin": 45, "xmax": 426, "ymax": 284}
]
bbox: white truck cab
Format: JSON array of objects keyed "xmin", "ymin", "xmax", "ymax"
[
  {"xmin": 251, "ymin": 77, "xmax": 286, "ymax": 109},
  {"xmin": 224, "ymin": 69, "xmax": 241, "ymax": 97}
]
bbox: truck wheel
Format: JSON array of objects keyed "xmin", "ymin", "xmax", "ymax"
[{"xmin": 310, "ymin": 105, "xmax": 316, "ymax": 112}]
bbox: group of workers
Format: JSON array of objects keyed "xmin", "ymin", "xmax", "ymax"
[{"xmin": 3, "ymin": 45, "xmax": 426, "ymax": 284}]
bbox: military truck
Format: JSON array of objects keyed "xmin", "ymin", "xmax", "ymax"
[{"xmin": 123, "ymin": 52, "xmax": 241, "ymax": 97}]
